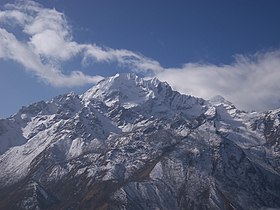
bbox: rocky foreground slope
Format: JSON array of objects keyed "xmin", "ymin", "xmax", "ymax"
[{"xmin": 0, "ymin": 73, "xmax": 279, "ymax": 210}]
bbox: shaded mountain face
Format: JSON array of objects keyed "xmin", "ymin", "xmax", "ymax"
[{"xmin": 0, "ymin": 73, "xmax": 279, "ymax": 210}]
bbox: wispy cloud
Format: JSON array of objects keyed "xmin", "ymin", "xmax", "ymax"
[
  {"xmin": 0, "ymin": 1, "xmax": 162, "ymax": 87},
  {"xmin": 0, "ymin": 1, "xmax": 279, "ymax": 110},
  {"xmin": 0, "ymin": 1, "xmax": 104, "ymax": 87},
  {"xmin": 82, "ymin": 45, "xmax": 163, "ymax": 73},
  {"xmin": 155, "ymin": 50, "xmax": 280, "ymax": 111}
]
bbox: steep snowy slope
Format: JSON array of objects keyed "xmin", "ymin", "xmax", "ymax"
[{"xmin": 0, "ymin": 73, "xmax": 279, "ymax": 210}]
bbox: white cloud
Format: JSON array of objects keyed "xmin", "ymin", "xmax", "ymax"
[
  {"xmin": 24, "ymin": 6, "xmax": 81, "ymax": 61},
  {"xmin": 0, "ymin": 1, "xmax": 100, "ymax": 87},
  {"xmin": 155, "ymin": 50, "xmax": 280, "ymax": 111},
  {"xmin": 82, "ymin": 45, "xmax": 163, "ymax": 73},
  {"xmin": 0, "ymin": 28, "xmax": 101, "ymax": 87},
  {"xmin": 29, "ymin": 29, "xmax": 80, "ymax": 61},
  {"xmin": 0, "ymin": 1, "xmax": 162, "ymax": 87},
  {"xmin": 0, "ymin": 1, "xmax": 279, "ymax": 111},
  {"xmin": 0, "ymin": 10, "xmax": 30, "ymax": 26}
]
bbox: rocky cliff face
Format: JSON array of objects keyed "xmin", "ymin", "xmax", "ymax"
[{"xmin": 0, "ymin": 73, "xmax": 279, "ymax": 210}]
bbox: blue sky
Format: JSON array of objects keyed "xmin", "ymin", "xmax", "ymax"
[{"xmin": 1, "ymin": 0, "xmax": 280, "ymax": 118}]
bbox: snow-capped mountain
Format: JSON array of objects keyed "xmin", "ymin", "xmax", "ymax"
[{"xmin": 0, "ymin": 73, "xmax": 279, "ymax": 210}]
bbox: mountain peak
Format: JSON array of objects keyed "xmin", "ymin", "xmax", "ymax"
[
  {"xmin": 111, "ymin": 72, "xmax": 139, "ymax": 81},
  {"xmin": 209, "ymin": 95, "xmax": 233, "ymax": 106},
  {"xmin": 82, "ymin": 73, "xmax": 163, "ymax": 108},
  {"xmin": 96, "ymin": 72, "xmax": 161, "ymax": 88}
]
